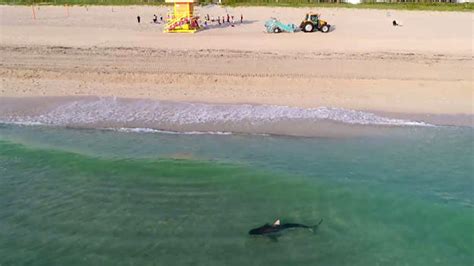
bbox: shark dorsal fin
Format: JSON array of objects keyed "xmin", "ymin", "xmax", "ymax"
[{"xmin": 272, "ymin": 219, "xmax": 281, "ymax": 226}]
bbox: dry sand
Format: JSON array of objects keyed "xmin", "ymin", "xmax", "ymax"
[{"xmin": 0, "ymin": 5, "xmax": 473, "ymax": 116}]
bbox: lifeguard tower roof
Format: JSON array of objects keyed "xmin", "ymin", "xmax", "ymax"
[{"xmin": 165, "ymin": 0, "xmax": 198, "ymax": 2}]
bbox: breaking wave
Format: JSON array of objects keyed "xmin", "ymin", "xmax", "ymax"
[
  {"xmin": 111, "ymin": 127, "xmax": 235, "ymax": 135},
  {"xmin": 1, "ymin": 97, "xmax": 430, "ymax": 127}
]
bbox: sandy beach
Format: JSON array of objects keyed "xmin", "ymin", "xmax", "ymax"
[{"xmin": 0, "ymin": 5, "xmax": 473, "ymax": 123}]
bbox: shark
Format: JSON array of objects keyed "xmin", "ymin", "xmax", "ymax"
[{"xmin": 248, "ymin": 218, "xmax": 323, "ymax": 239}]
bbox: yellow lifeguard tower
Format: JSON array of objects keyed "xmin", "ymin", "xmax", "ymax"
[{"xmin": 164, "ymin": 0, "xmax": 199, "ymax": 33}]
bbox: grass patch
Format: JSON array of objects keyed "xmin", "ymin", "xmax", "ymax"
[{"xmin": 0, "ymin": 0, "xmax": 472, "ymax": 12}]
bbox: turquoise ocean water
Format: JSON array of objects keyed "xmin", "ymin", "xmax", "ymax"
[{"xmin": 0, "ymin": 123, "xmax": 473, "ymax": 266}]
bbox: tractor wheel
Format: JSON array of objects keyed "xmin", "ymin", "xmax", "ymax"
[
  {"xmin": 273, "ymin": 27, "xmax": 281, "ymax": 33},
  {"xmin": 321, "ymin": 25, "xmax": 330, "ymax": 33},
  {"xmin": 303, "ymin": 22, "xmax": 314, "ymax": 33}
]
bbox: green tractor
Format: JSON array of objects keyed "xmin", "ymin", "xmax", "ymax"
[{"xmin": 300, "ymin": 13, "xmax": 331, "ymax": 33}]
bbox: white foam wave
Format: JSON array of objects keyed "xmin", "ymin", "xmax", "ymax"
[
  {"xmin": 0, "ymin": 121, "xmax": 45, "ymax": 126},
  {"xmin": 111, "ymin": 127, "xmax": 234, "ymax": 135},
  {"xmin": 2, "ymin": 98, "xmax": 432, "ymax": 127}
]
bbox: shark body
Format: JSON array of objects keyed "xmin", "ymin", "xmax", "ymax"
[{"xmin": 248, "ymin": 219, "xmax": 323, "ymax": 236}]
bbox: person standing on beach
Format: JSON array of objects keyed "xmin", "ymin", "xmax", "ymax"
[
  {"xmin": 137, "ymin": 16, "xmax": 141, "ymax": 23},
  {"xmin": 226, "ymin": 14, "xmax": 230, "ymax": 23},
  {"xmin": 240, "ymin": 14, "xmax": 243, "ymax": 23}
]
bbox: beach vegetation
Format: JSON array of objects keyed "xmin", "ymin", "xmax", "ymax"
[{"xmin": 0, "ymin": 0, "xmax": 472, "ymax": 12}]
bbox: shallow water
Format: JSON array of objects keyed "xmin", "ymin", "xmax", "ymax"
[{"xmin": 1, "ymin": 124, "xmax": 473, "ymax": 266}]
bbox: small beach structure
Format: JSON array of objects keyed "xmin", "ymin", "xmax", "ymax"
[{"xmin": 164, "ymin": 0, "xmax": 199, "ymax": 33}]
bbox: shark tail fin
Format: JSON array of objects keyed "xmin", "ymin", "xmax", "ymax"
[
  {"xmin": 309, "ymin": 219, "xmax": 323, "ymax": 232},
  {"xmin": 317, "ymin": 218, "xmax": 323, "ymax": 226}
]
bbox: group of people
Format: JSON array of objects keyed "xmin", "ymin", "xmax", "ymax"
[
  {"xmin": 136, "ymin": 14, "xmax": 164, "ymax": 24},
  {"xmin": 136, "ymin": 12, "xmax": 244, "ymax": 29},
  {"xmin": 202, "ymin": 13, "xmax": 244, "ymax": 28},
  {"xmin": 152, "ymin": 14, "xmax": 163, "ymax": 23}
]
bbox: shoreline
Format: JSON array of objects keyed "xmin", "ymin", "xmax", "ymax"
[
  {"xmin": 2, "ymin": 95, "xmax": 473, "ymax": 126},
  {"xmin": 0, "ymin": 96, "xmax": 472, "ymax": 139}
]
